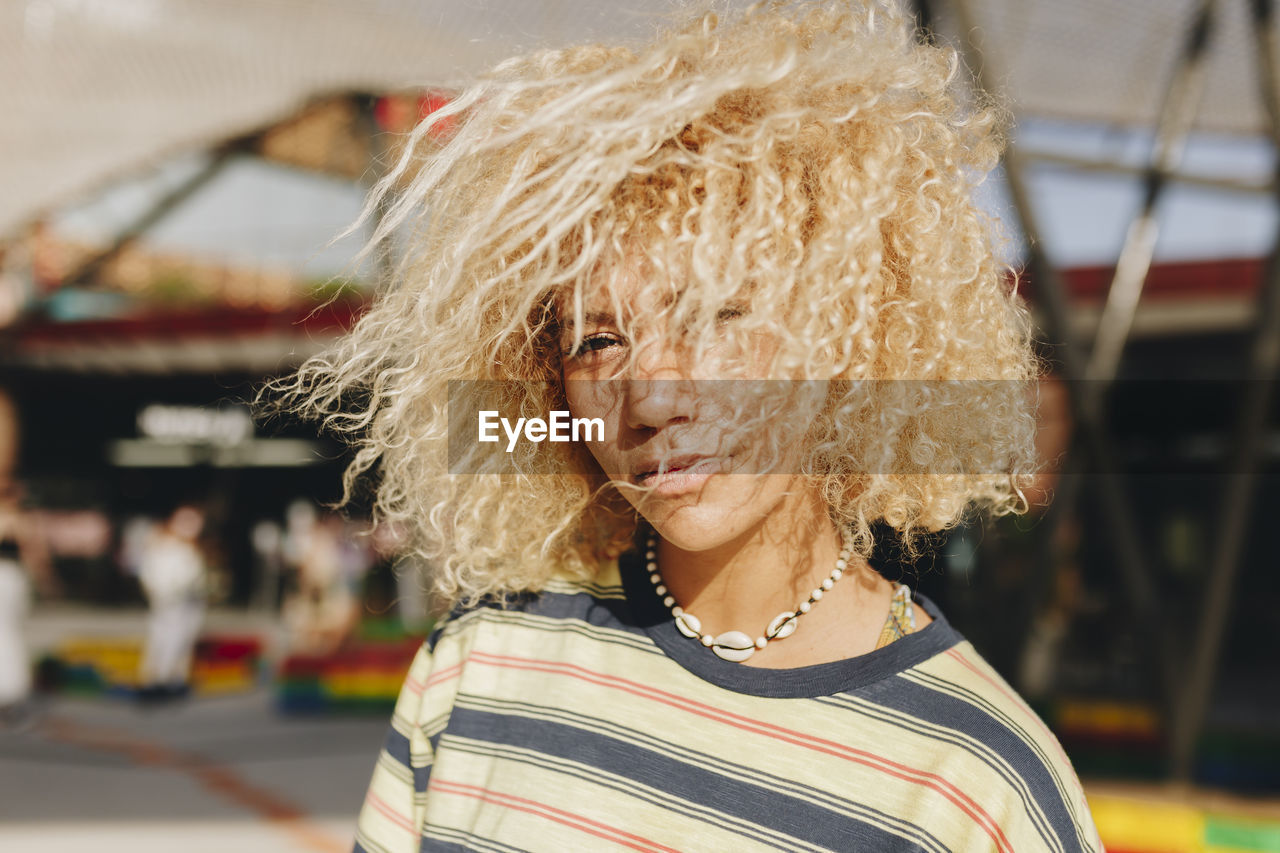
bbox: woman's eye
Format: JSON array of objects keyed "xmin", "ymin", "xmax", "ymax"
[
  {"xmin": 568, "ymin": 334, "xmax": 622, "ymax": 358},
  {"xmin": 715, "ymin": 305, "xmax": 747, "ymax": 324}
]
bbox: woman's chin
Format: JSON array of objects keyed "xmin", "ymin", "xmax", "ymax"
[{"xmin": 634, "ymin": 476, "xmax": 794, "ymax": 553}]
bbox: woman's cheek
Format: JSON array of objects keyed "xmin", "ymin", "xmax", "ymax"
[{"xmin": 564, "ymin": 383, "xmax": 623, "ymax": 478}]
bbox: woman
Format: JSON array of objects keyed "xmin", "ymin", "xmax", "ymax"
[{"xmin": 282, "ymin": 2, "xmax": 1101, "ymax": 849}]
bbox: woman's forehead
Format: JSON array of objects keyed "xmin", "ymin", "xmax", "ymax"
[{"xmin": 556, "ymin": 262, "xmax": 681, "ymax": 327}]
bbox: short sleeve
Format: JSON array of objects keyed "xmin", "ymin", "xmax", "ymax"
[{"xmin": 352, "ymin": 641, "xmax": 436, "ymax": 853}]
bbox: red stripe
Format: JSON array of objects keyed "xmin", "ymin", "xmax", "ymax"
[
  {"xmin": 467, "ymin": 651, "xmax": 1014, "ymax": 853},
  {"xmin": 939, "ymin": 648, "xmax": 1100, "ymax": 851},
  {"xmin": 424, "ymin": 662, "xmax": 464, "ymax": 689},
  {"xmin": 432, "ymin": 780, "xmax": 681, "ymax": 853},
  {"xmin": 402, "ymin": 661, "xmax": 463, "ymax": 697},
  {"xmin": 364, "ymin": 790, "xmax": 417, "ymax": 836}
]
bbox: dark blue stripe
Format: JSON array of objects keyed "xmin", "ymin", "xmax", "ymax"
[
  {"xmin": 384, "ymin": 723, "xmax": 412, "ymax": 766},
  {"xmin": 865, "ymin": 674, "xmax": 1089, "ymax": 853},
  {"xmin": 448, "ymin": 693, "xmax": 948, "ymax": 851},
  {"xmin": 907, "ymin": 667, "xmax": 1088, "ymax": 834},
  {"xmin": 418, "ymin": 839, "xmax": 473, "ymax": 853},
  {"xmin": 817, "ymin": 693, "xmax": 1061, "ymax": 853},
  {"xmin": 382, "ymin": 724, "xmax": 431, "ymax": 793},
  {"xmin": 448, "ymin": 691, "xmax": 942, "ymax": 850},
  {"xmin": 440, "ymin": 735, "xmax": 795, "ymax": 851},
  {"xmin": 414, "ymin": 763, "xmax": 430, "ymax": 794},
  {"xmin": 451, "ymin": 693, "xmax": 951, "ymax": 851},
  {"xmin": 468, "ymin": 586, "xmax": 652, "ymax": 640},
  {"xmin": 424, "ymin": 823, "xmax": 557, "ymax": 853},
  {"xmin": 904, "ymin": 669, "xmax": 1093, "ymax": 851},
  {"xmin": 462, "ymin": 606, "xmax": 660, "ymax": 655},
  {"xmin": 444, "ymin": 706, "xmax": 932, "ymax": 852}
]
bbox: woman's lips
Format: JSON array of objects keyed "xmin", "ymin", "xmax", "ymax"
[{"xmin": 634, "ymin": 456, "xmax": 728, "ymax": 495}]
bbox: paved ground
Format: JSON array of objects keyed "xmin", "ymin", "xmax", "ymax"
[{"xmin": 0, "ymin": 689, "xmax": 385, "ymax": 852}]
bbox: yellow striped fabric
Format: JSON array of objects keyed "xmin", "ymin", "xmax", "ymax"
[{"xmin": 354, "ymin": 559, "xmax": 1102, "ymax": 853}]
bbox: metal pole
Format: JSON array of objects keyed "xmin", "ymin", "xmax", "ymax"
[
  {"xmin": 1020, "ymin": 150, "xmax": 1270, "ymax": 197},
  {"xmin": 61, "ymin": 146, "xmax": 239, "ymax": 290},
  {"xmin": 1086, "ymin": 0, "xmax": 1220, "ymax": 384},
  {"xmin": 1171, "ymin": 0, "xmax": 1280, "ymax": 782}
]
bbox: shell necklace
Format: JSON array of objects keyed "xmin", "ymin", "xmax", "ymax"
[{"xmin": 645, "ymin": 529, "xmax": 854, "ymax": 663}]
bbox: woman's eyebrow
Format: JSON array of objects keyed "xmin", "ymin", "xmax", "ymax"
[
  {"xmin": 579, "ymin": 311, "xmax": 617, "ymax": 328},
  {"xmin": 557, "ymin": 310, "xmax": 618, "ymax": 344}
]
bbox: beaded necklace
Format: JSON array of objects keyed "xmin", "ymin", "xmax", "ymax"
[{"xmin": 645, "ymin": 531, "xmax": 919, "ymax": 662}]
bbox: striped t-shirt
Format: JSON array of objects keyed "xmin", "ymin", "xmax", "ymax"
[{"xmin": 354, "ymin": 552, "xmax": 1102, "ymax": 852}]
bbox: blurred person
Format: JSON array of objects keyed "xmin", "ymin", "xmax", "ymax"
[
  {"xmin": 0, "ymin": 388, "xmax": 33, "ymax": 724},
  {"xmin": 250, "ymin": 518, "xmax": 285, "ymax": 611},
  {"xmin": 118, "ymin": 514, "xmax": 155, "ymax": 578},
  {"xmin": 282, "ymin": 507, "xmax": 368, "ymax": 654},
  {"xmin": 0, "ymin": 244, "xmax": 26, "ymax": 327},
  {"xmin": 278, "ymin": 2, "xmax": 1102, "ymax": 850},
  {"xmin": 372, "ymin": 520, "xmax": 432, "ymax": 633},
  {"xmin": 0, "ymin": 390, "xmax": 50, "ymax": 726},
  {"xmin": 0, "ymin": 538, "xmax": 29, "ymax": 726},
  {"xmin": 137, "ymin": 504, "xmax": 206, "ymax": 702}
]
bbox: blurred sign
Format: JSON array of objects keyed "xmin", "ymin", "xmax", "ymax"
[
  {"xmin": 119, "ymin": 402, "xmax": 324, "ymax": 467},
  {"xmin": 31, "ymin": 509, "xmax": 113, "ymax": 559},
  {"xmin": 137, "ymin": 404, "xmax": 253, "ymax": 445},
  {"xmin": 108, "ymin": 437, "xmax": 325, "ymax": 468}
]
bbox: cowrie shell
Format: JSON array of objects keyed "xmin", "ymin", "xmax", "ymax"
[
  {"xmin": 675, "ymin": 612, "xmax": 702, "ymax": 639},
  {"xmin": 766, "ymin": 612, "xmax": 799, "ymax": 640},
  {"xmin": 711, "ymin": 630, "xmax": 756, "ymax": 663}
]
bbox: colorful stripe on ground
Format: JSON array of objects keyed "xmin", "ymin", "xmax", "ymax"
[
  {"xmin": 276, "ymin": 638, "xmax": 420, "ymax": 714},
  {"xmin": 36, "ymin": 714, "xmax": 348, "ymax": 853},
  {"xmin": 1089, "ymin": 792, "xmax": 1280, "ymax": 853},
  {"xmin": 46, "ymin": 634, "xmax": 262, "ymax": 696}
]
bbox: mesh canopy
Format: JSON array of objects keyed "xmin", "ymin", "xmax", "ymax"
[
  {"xmin": 936, "ymin": 0, "xmax": 1270, "ymax": 135},
  {"xmin": 1, "ymin": 0, "xmax": 1272, "ymax": 236}
]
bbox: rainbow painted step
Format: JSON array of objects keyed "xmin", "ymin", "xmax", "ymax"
[
  {"xmin": 42, "ymin": 634, "xmax": 263, "ymax": 696},
  {"xmin": 1089, "ymin": 790, "xmax": 1280, "ymax": 853},
  {"xmin": 276, "ymin": 638, "xmax": 421, "ymax": 714}
]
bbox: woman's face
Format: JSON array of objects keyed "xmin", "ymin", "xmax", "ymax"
[{"xmin": 559, "ymin": 274, "xmax": 820, "ymax": 552}]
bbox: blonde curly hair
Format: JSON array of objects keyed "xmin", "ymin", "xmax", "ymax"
[{"xmin": 276, "ymin": 0, "xmax": 1038, "ymax": 607}]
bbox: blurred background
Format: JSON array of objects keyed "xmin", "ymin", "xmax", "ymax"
[{"xmin": 1, "ymin": 1, "xmax": 1279, "ymax": 851}]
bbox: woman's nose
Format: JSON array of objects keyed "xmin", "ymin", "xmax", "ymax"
[{"xmin": 624, "ymin": 337, "xmax": 695, "ymax": 431}]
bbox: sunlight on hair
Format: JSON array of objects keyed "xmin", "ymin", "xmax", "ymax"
[{"xmin": 270, "ymin": 0, "xmax": 1038, "ymax": 607}]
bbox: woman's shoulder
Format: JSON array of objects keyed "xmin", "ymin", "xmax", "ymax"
[
  {"xmin": 391, "ymin": 558, "xmax": 648, "ymax": 725},
  {"xmin": 427, "ymin": 558, "xmax": 633, "ymax": 651},
  {"xmin": 899, "ymin": 637, "xmax": 1065, "ymax": 756},
  {"xmin": 881, "ymin": 638, "xmax": 1103, "ymax": 851}
]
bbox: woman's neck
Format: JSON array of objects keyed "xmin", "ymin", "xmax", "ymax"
[{"xmin": 653, "ymin": 486, "xmax": 898, "ymax": 668}]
